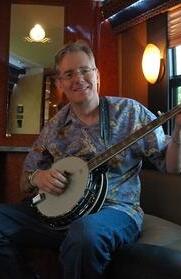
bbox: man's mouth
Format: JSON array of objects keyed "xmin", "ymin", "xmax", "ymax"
[{"xmin": 73, "ymin": 86, "xmax": 89, "ymax": 92}]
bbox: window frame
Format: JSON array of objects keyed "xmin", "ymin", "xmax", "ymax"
[{"xmin": 168, "ymin": 46, "xmax": 181, "ymax": 132}]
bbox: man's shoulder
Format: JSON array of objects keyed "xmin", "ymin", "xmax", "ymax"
[
  {"xmin": 105, "ymin": 96, "xmax": 140, "ymax": 107},
  {"xmin": 42, "ymin": 103, "xmax": 71, "ymax": 131},
  {"xmin": 51, "ymin": 103, "xmax": 70, "ymax": 121},
  {"xmin": 105, "ymin": 96, "xmax": 152, "ymax": 119}
]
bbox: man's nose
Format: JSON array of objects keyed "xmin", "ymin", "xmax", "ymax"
[{"xmin": 72, "ymin": 70, "xmax": 85, "ymax": 80}]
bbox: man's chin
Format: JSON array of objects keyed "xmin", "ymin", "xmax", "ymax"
[
  {"xmin": 73, "ymin": 93, "xmax": 90, "ymax": 102},
  {"xmin": 73, "ymin": 98, "xmax": 89, "ymax": 104}
]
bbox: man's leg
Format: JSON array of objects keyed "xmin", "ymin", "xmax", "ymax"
[
  {"xmin": 59, "ymin": 207, "xmax": 140, "ymax": 279},
  {"xmin": 0, "ymin": 202, "xmax": 65, "ymax": 279}
]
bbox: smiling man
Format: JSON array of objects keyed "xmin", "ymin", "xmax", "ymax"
[{"xmin": 0, "ymin": 41, "xmax": 181, "ymax": 279}]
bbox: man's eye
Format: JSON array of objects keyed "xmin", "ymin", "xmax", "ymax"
[
  {"xmin": 81, "ymin": 68, "xmax": 90, "ymax": 74},
  {"xmin": 64, "ymin": 72, "xmax": 73, "ymax": 79}
]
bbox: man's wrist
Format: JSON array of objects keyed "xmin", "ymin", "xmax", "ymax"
[{"xmin": 27, "ymin": 170, "xmax": 39, "ymax": 191}]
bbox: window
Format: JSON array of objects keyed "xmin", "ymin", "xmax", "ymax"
[
  {"xmin": 168, "ymin": 45, "xmax": 181, "ymax": 133},
  {"xmin": 169, "ymin": 46, "xmax": 181, "ymax": 107},
  {"xmin": 168, "ymin": 6, "xmax": 181, "ymax": 132}
]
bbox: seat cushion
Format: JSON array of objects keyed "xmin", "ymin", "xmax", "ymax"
[
  {"xmin": 138, "ymin": 214, "xmax": 181, "ymax": 251},
  {"xmin": 109, "ymin": 243, "xmax": 181, "ymax": 279},
  {"xmin": 106, "ymin": 214, "xmax": 181, "ymax": 278}
]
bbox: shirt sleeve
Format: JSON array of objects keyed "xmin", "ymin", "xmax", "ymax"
[
  {"xmin": 131, "ymin": 101, "xmax": 170, "ymax": 172},
  {"xmin": 24, "ymin": 125, "xmax": 54, "ymax": 172},
  {"xmin": 19, "ymin": 121, "xmax": 55, "ymax": 193}
]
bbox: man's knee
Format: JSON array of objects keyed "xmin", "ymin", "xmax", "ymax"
[{"xmin": 61, "ymin": 217, "xmax": 106, "ymax": 256}]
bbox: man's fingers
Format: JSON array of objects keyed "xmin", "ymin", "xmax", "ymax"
[{"xmin": 51, "ymin": 169, "xmax": 69, "ymax": 183}]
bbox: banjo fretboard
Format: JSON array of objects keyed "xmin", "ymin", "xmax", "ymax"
[{"xmin": 88, "ymin": 104, "xmax": 181, "ymax": 172}]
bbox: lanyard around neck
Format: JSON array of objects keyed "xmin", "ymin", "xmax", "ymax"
[{"xmin": 99, "ymin": 96, "xmax": 110, "ymax": 146}]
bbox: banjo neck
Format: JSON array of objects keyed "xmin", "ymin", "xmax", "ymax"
[{"xmin": 88, "ymin": 104, "xmax": 181, "ymax": 172}]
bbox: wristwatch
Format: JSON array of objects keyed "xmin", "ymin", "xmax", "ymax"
[{"xmin": 27, "ymin": 170, "xmax": 39, "ymax": 192}]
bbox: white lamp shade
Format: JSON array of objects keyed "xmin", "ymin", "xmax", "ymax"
[
  {"xmin": 142, "ymin": 43, "xmax": 161, "ymax": 84},
  {"xmin": 29, "ymin": 24, "xmax": 45, "ymax": 42}
]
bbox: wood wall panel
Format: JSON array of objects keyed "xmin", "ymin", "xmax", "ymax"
[
  {"xmin": 97, "ymin": 20, "xmax": 119, "ymax": 96},
  {"xmin": 0, "ymin": 154, "xmax": 6, "ymax": 202},
  {"xmin": 147, "ymin": 14, "xmax": 169, "ymax": 116},
  {"xmin": 64, "ymin": 0, "xmax": 98, "ymax": 46},
  {"xmin": 0, "ymin": 152, "xmax": 27, "ymax": 203},
  {"xmin": 121, "ymin": 21, "xmax": 148, "ymax": 106},
  {"xmin": 0, "ymin": 1, "xmax": 11, "ymax": 144}
]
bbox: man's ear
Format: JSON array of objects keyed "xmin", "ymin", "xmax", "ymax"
[
  {"xmin": 96, "ymin": 69, "xmax": 100, "ymax": 94},
  {"xmin": 55, "ymin": 78, "xmax": 63, "ymax": 90}
]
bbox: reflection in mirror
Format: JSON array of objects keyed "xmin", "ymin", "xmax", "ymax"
[
  {"xmin": 7, "ymin": 4, "xmax": 64, "ymax": 136},
  {"xmin": 42, "ymin": 69, "xmax": 66, "ymax": 127}
]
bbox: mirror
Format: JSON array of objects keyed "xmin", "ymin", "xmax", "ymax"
[{"xmin": 7, "ymin": 3, "xmax": 64, "ymax": 136}]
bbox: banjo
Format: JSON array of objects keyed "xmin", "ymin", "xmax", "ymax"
[{"xmin": 32, "ymin": 104, "xmax": 181, "ymax": 230}]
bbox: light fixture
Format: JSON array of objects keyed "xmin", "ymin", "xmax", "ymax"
[
  {"xmin": 142, "ymin": 43, "xmax": 162, "ymax": 84},
  {"xmin": 24, "ymin": 24, "xmax": 50, "ymax": 43},
  {"xmin": 29, "ymin": 24, "xmax": 45, "ymax": 42}
]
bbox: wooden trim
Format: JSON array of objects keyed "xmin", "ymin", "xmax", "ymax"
[{"xmin": 11, "ymin": 0, "xmax": 66, "ymax": 5}]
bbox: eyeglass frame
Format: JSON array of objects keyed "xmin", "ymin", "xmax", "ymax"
[{"xmin": 58, "ymin": 66, "xmax": 96, "ymax": 81}]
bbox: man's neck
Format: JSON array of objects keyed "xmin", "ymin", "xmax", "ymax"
[{"xmin": 71, "ymin": 99, "xmax": 99, "ymax": 125}]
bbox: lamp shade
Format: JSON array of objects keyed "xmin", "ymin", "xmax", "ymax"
[
  {"xmin": 142, "ymin": 43, "xmax": 161, "ymax": 84},
  {"xmin": 29, "ymin": 24, "xmax": 45, "ymax": 42}
]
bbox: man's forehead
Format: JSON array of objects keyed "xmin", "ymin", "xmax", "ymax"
[{"xmin": 59, "ymin": 52, "xmax": 95, "ymax": 71}]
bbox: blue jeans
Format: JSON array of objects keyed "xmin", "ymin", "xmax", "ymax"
[{"xmin": 0, "ymin": 202, "xmax": 139, "ymax": 279}]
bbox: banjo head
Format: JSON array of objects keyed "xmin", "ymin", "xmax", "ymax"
[{"xmin": 36, "ymin": 156, "xmax": 89, "ymax": 218}]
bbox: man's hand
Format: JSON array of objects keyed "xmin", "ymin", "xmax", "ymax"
[{"xmin": 32, "ymin": 169, "xmax": 69, "ymax": 195}]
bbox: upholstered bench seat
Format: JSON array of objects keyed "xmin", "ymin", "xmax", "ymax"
[
  {"xmin": 108, "ymin": 214, "xmax": 181, "ymax": 279},
  {"xmin": 139, "ymin": 214, "xmax": 181, "ymax": 250},
  {"xmin": 107, "ymin": 169, "xmax": 181, "ymax": 279},
  {"xmin": 110, "ymin": 243, "xmax": 181, "ymax": 279}
]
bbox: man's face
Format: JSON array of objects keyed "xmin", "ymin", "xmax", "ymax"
[{"xmin": 56, "ymin": 51, "xmax": 100, "ymax": 105}]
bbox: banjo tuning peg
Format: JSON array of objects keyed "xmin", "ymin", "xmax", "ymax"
[{"xmin": 157, "ymin": 110, "xmax": 164, "ymax": 117}]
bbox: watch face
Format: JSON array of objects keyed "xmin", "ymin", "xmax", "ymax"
[
  {"xmin": 27, "ymin": 170, "xmax": 39, "ymax": 191},
  {"xmin": 28, "ymin": 172, "xmax": 33, "ymax": 183},
  {"xmin": 28, "ymin": 171, "xmax": 35, "ymax": 186}
]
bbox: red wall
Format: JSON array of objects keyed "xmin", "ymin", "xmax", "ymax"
[
  {"xmin": 121, "ymin": 22, "xmax": 148, "ymax": 106},
  {"xmin": 64, "ymin": 0, "xmax": 119, "ymax": 97}
]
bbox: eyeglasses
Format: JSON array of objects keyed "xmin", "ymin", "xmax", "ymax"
[{"xmin": 59, "ymin": 67, "xmax": 96, "ymax": 80}]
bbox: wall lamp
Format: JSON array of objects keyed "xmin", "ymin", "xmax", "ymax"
[{"xmin": 142, "ymin": 43, "xmax": 164, "ymax": 84}]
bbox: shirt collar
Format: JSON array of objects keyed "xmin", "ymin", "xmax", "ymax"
[{"xmin": 63, "ymin": 103, "xmax": 79, "ymax": 126}]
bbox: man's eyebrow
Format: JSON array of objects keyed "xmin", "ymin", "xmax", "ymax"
[
  {"xmin": 62, "ymin": 69, "xmax": 74, "ymax": 73},
  {"xmin": 62, "ymin": 66, "xmax": 90, "ymax": 74}
]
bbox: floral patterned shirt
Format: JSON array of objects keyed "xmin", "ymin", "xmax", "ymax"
[{"xmin": 23, "ymin": 97, "xmax": 169, "ymax": 231}]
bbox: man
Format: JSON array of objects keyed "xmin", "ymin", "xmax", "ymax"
[{"xmin": 0, "ymin": 41, "xmax": 181, "ymax": 279}]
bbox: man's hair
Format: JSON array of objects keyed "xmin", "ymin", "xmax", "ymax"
[{"xmin": 54, "ymin": 40, "xmax": 96, "ymax": 77}]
